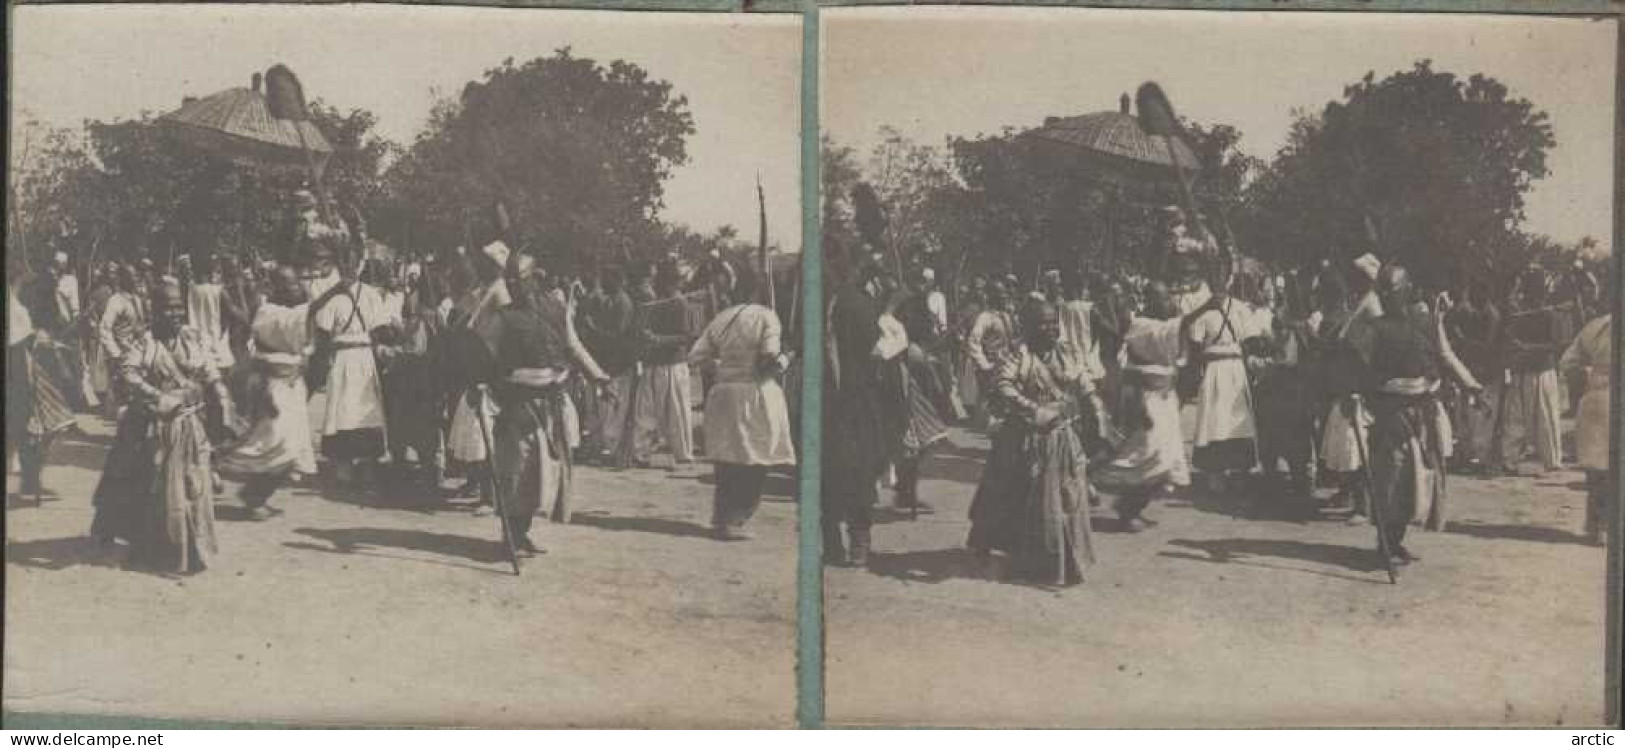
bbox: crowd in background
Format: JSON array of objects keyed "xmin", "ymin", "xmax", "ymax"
[
  {"xmin": 7, "ymin": 205, "xmax": 797, "ymax": 575},
  {"xmin": 823, "ymin": 210, "xmax": 1613, "ymax": 585}
]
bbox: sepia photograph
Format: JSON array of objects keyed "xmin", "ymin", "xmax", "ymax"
[
  {"xmin": 820, "ymin": 6, "xmax": 1616, "ymax": 727},
  {"xmin": 6, "ymin": 4, "xmax": 802, "ymax": 727}
]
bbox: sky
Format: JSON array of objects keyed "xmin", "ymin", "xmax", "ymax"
[
  {"xmin": 10, "ymin": 4, "xmax": 803, "ymax": 251},
  {"xmin": 823, "ymin": 7, "xmax": 1616, "ymax": 249}
]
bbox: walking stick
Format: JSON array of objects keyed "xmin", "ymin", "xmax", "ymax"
[
  {"xmin": 1346, "ymin": 395, "xmax": 1398, "ymax": 584},
  {"xmin": 472, "ymin": 385, "xmax": 523, "ymax": 575}
]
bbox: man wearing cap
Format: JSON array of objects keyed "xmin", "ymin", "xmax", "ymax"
[
  {"xmin": 488, "ymin": 253, "xmax": 612, "ymax": 553},
  {"xmin": 1343, "ymin": 265, "xmax": 1483, "ymax": 568}
]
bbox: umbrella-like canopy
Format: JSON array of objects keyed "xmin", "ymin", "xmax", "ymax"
[
  {"xmin": 1022, "ymin": 94, "xmax": 1199, "ymax": 186},
  {"xmin": 160, "ymin": 77, "xmax": 332, "ymax": 171}
]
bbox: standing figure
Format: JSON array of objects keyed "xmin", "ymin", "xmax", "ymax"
[
  {"xmin": 1498, "ymin": 273, "xmax": 1565, "ymax": 475},
  {"xmin": 381, "ymin": 268, "xmax": 452, "ymax": 490},
  {"xmin": 90, "ymin": 280, "xmax": 225, "ymax": 574},
  {"xmin": 823, "ymin": 258, "xmax": 888, "ymax": 566},
  {"xmin": 964, "ymin": 281, "xmax": 1016, "ymax": 426},
  {"xmin": 637, "ymin": 261, "xmax": 698, "ymax": 466},
  {"xmin": 97, "ymin": 265, "xmax": 151, "ymax": 418},
  {"xmin": 445, "ymin": 245, "xmax": 512, "ymax": 509},
  {"xmin": 83, "ymin": 265, "xmax": 117, "ymax": 411},
  {"xmin": 1254, "ymin": 279, "xmax": 1320, "ymax": 510},
  {"xmin": 1559, "ymin": 313, "xmax": 1612, "ymax": 545},
  {"xmin": 1320, "ymin": 254, "xmax": 1383, "ymax": 522},
  {"xmin": 689, "ymin": 270, "xmax": 796, "ymax": 540},
  {"xmin": 1347, "ymin": 266, "xmax": 1483, "ymax": 567},
  {"xmin": 1092, "ymin": 282, "xmax": 1188, "ymax": 530},
  {"xmin": 489, "ymin": 255, "xmax": 612, "ymax": 553},
  {"xmin": 8, "ymin": 277, "xmax": 79, "ymax": 499},
  {"xmin": 581, "ymin": 267, "xmax": 640, "ymax": 464},
  {"xmin": 216, "ymin": 265, "xmax": 318, "ymax": 517},
  {"xmin": 1443, "ymin": 282, "xmax": 1503, "ymax": 473},
  {"xmin": 1186, "ymin": 291, "xmax": 1258, "ymax": 495},
  {"xmin": 311, "ymin": 265, "xmax": 390, "ymax": 486},
  {"xmin": 967, "ymin": 298, "xmax": 1098, "ymax": 586},
  {"xmin": 876, "ymin": 285, "xmax": 949, "ymax": 514}
]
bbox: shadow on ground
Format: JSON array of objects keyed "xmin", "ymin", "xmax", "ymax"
[
  {"xmin": 1444, "ymin": 520, "xmax": 1593, "ymax": 546},
  {"xmin": 571, "ymin": 510, "xmax": 716, "ymax": 540},
  {"xmin": 1161, "ymin": 537, "xmax": 1390, "ymax": 584},
  {"xmin": 286, "ymin": 527, "xmax": 513, "ymax": 574}
]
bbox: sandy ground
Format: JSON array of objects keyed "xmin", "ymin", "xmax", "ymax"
[
  {"xmin": 5, "ymin": 410, "xmax": 798, "ymax": 728},
  {"xmin": 825, "ymin": 425, "xmax": 1611, "ymax": 728}
]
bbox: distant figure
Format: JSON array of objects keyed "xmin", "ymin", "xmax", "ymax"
[
  {"xmin": 1559, "ymin": 313, "xmax": 1612, "ymax": 546},
  {"xmin": 8, "ymin": 274, "xmax": 79, "ymax": 499},
  {"xmin": 636, "ymin": 261, "xmax": 698, "ymax": 466},
  {"xmin": 1498, "ymin": 273, "xmax": 1564, "ymax": 475}
]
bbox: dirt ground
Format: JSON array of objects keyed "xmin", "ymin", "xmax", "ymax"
[
  {"xmin": 825, "ymin": 424, "xmax": 1611, "ymax": 728},
  {"xmin": 4, "ymin": 410, "xmax": 798, "ymax": 728}
]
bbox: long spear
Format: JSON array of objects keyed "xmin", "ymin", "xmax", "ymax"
[
  {"xmin": 758, "ymin": 174, "xmax": 774, "ymax": 313},
  {"xmin": 1137, "ymin": 81, "xmax": 1262, "ymax": 474}
]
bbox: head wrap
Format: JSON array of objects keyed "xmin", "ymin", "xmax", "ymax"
[
  {"xmin": 52, "ymin": 251, "xmax": 69, "ymax": 265},
  {"xmin": 920, "ymin": 268, "xmax": 935, "ymax": 282},
  {"xmin": 481, "ymin": 240, "xmax": 511, "ymax": 269},
  {"xmin": 1353, "ymin": 253, "xmax": 1381, "ymax": 280}
]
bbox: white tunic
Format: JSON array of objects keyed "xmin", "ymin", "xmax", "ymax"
[
  {"xmin": 187, "ymin": 282, "xmax": 234, "ymax": 368},
  {"xmin": 1560, "ymin": 315, "xmax": 1612, "ymax": 471},
  {"xmin": 314, "ymin": 283, "xmax": 387, "ymax": 435},
  {"xmin": 218, "ymin": 302, "xmax": 316, "ymax": 476},
  {"xmin": 690, "ymin": 304, "xmax": 795, "ymax": 467},
  {"xmin": 1188, "ymin": 298, "xmax": 1256, "ymax": 445}
]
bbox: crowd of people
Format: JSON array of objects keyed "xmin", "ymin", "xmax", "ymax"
[
  {"xmin": 823, "ymin": 207, "xmax": 1613, "ymax": 587},
  {"xmin": 7, "ymin": 197, "xmax": 797, "ymax": 575}
]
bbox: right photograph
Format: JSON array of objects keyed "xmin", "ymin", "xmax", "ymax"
[{"xmin": 819, "ymin": 6, "xmax": 1616, "ymax": 727}]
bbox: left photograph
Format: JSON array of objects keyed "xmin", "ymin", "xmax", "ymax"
[{"xmin": 6, "ymin": 4, "xmax": 802, "ymax": 727}]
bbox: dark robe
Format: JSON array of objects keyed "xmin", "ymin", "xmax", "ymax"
[{"xmin": 822, "ymin": 282, "xmax": 887, "ymax": 526}]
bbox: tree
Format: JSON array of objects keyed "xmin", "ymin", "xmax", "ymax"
[
  {"xmin": 1238, "ymin": 60, "xmax": 1554, "ymax": 291},
  {"xmin": 819, "ymin": 135, "xmax": 866, "ymax": 280},
  {"xmin": 377, "ymin": 49, "xmax": 695, "ymax": 269}
]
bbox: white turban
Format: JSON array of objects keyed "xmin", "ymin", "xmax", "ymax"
[
  {"xmin": 481, "ymin": 240, "xmax": 511, "ymax": 269},
  {"xmin": 1353, "ymin": 253, "xmax": 1381, "ymax": 280}
]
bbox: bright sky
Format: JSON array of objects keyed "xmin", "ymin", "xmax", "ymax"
[
  {"xmin": 823, "ymin": 6, "xmax": 1616, "ymax": 249},
  {"xmin": 10, "ymin": 4, "xmax": 803, "ymax": 251}
]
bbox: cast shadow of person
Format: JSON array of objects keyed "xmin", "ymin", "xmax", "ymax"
[
  {"xmin": 1161, "ymin": 537, "xmax": 1390, "ymax": 584},
  {"xmin": 285, "ymin": 526, "xmax": 513, "ymax": 574}
]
